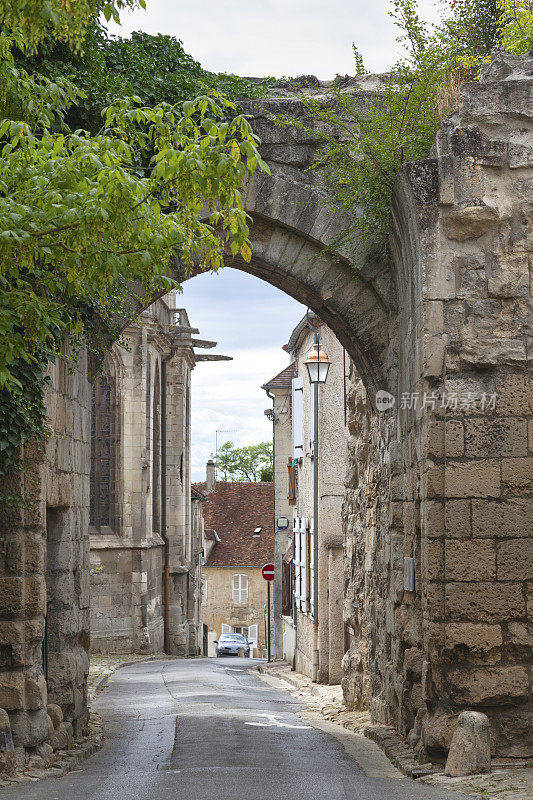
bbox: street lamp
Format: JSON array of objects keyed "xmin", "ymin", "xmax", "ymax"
[
  {"xmin": 304, "ymin": 341, "xmax": 331, "ymax": 385},
  {"xmin": 303, "ymin": 334, "xmax": 331, "ymax": 625}
]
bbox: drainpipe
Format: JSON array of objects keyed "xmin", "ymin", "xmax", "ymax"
[
  {"xmin": 161, "ymin": 350, "xmax": 175, "ymax": 655},
  {"xmin": 312, "ymin": 333, "xmax": 320, "ymax": 681},
  {"xmin": 266, "ymin": 389, "xmax": 276, "ymax": 658}
]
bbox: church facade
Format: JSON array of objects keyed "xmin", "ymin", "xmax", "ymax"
[{"xmin": 89, "ymin": 297, "xmax": 219, "ymax": 656}]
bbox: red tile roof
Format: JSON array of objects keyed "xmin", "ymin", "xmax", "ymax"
[
  {"xmin": 262, "ymin": 362, "xmax": 295, "ymax": 391},
  {"xmin": 192, "ymin": 481, "xmax": 273, "ymax": 567}
]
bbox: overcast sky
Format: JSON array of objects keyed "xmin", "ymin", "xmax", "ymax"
[
  {"xmin": 109, "ymin": 0, "xmax": 440, "ymax": 78},
  {"xmin": 110, "ymin": 1, "xmax": 441, "ymax": 480}
]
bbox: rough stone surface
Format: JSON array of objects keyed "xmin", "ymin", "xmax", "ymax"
[{"xmin": 445, "ymin": 711, "xmax": 492, "ymax": 777}]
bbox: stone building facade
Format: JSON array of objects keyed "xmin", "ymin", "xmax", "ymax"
[
  {"xmin": 1, "ymin": 52, "xmax": 531, "ymax": 768},
  {"xmin": 264, "ymin": 316, "xmax": 348, "ymax": 684},
  {"xmin": 195, "ymin": 466, "xmax": 274, "ymax": 658},
  {"xmin": 89, "ymin": 298, "xmax": 206, "ymax": 657}
]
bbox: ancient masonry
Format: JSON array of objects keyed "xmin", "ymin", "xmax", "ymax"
[{"xmin": 0, "ymin": 52, "xmax": 531, "ymax": 766}]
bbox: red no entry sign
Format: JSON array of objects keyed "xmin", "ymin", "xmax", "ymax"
[{"xmin": 261, "ymin": 563, "xmax": 275, "ymax": 581}]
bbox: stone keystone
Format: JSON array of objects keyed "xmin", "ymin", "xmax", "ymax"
[{"xmin": 445, "ymin": 711, "xmax": 491, "ymax": 777}]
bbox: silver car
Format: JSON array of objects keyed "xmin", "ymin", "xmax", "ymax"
[{"xmin": 214, "ymin": 633, "xmax": 251, "ymax": 657}]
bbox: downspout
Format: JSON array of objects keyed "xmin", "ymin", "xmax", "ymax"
[
  {"xmin": 266, "ymin": 389, "xmax": 276, "ymax": 658},
  {"xmin": 161, "ymin": 350, "xmax": 175, "ymax": 655},
  {"xmin": 312, "ymin": 333, "xmax": 320, "ymax": 682}
]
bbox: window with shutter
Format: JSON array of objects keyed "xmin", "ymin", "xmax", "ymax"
[
  {"xmin": 293, "ymin": 517, "xmax": 301, "ymax": 610},
  {"xmin": 291, "ymin": 376, "xmax": 304, "ymax": 459},
  {"xmin": 287, "ymin": 458, "xmax": 296, "ymax": 505},
  {"xmin": 300, "ymin": 517, "xmax": 307, "ymax": 612},
  {"xmin": 232, "ymin": 574, "xmax": 248, "ymax": 604}
]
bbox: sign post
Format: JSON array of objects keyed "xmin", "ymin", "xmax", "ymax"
[{"xmin": 261, "ymin": 563, "xmax": 274, "ymax": 662}]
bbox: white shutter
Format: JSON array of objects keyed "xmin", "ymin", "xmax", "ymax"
[
  {"xmin": 221, "ymin": 623, "xmax": 231, "ymax": 635},
  {"xmin": 248, "ymin": 624, "xmax": 258, "ymax": 656},
  {"xmin": 232, "ymin": 574, "xmax": 248, "ymax": 604},
  {"xmin": 293, "ymin": 517, "xmax": 301, "ymax": 609},
  {"xmin": 292, "ymin": 376, "xmax": 304, "ymax": 459},
  {"xmin": 300, "ymin": 518, "xmax": 307, "ymax": 612},
  {"xmin": 309, "ymin": 517, "xmax": 315, "ymax": 617}
]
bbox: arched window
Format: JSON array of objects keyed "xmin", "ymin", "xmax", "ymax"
[
  {"xmin": 152, "ymin": 363, "xmax": 161, "ymax": 533},
  {"xmin": 90, "ymin": 364, "xmax": 117, "ymax": 532},
  {"xmin": 232, "ymin": 574, "xmax": 248, "ymax": 604}
]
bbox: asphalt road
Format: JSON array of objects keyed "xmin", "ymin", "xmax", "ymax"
[{"xmin": 5, "ymin": 658, "xmax": 467, "ymax": 800}]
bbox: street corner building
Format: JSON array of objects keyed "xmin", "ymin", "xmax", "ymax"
[
  {"xmin": 194, "ymin": 462, "xmax": 274, "ymax": 658},
  {"xmin": 263, "ymin": 315, "xmax": 349, "ymax": 685}
]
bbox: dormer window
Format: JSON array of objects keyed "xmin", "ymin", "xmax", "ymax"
[{"xmin": 253, "ymin": 527, "xmax": 262, "ymax": 538}]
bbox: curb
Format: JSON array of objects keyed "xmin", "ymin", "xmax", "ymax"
[
  {"xmin": 0, "ymin": 714, "xmax": 104, "ymax": 787},
  {"xmin": 363, "ymin": 725, "xmax": 439, "ymax": 779},
  {"xmin": 256, "ymin": 662, "xmax": 438, "ymax": 780}
]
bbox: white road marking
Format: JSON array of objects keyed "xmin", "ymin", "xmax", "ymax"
[
  {"xmin": 245, "ymin": 713, "xmax": 311, "ymax": 729},
  {"xmin": 225, "ymin": 668, "xmax": 245, "ymax": 672}
]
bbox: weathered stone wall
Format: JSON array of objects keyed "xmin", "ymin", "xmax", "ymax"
[
  {"xmin": 0, "ymin": 349, "xmax": 91, "ymax": 768},
  {"xmin": 343, "ymin": 52, "xmax": 533, "ymax": 759}
]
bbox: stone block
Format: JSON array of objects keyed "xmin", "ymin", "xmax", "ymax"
[
  {"xmin": 464, "ymin": 418, "xmax": 528, "ymax": 458},
  {"xmin": 444, "ymin": 623, "xmax": 502, "ymax": 656},
  {"xmin": 23, "ymin": 576, "xmax": 46, "ymax": 617},
  {"xmin": 443, "ymin": 205, "xmax": 499, "ymax": 241},
  {"xmin": 0, "ymin": 579, "xmax": 24, "ymax": 619},
  {"xmin": 445, "ymin": 711, "xmax": 491, "ymax": 777},
  {"xmin": 501, "ymin": 457, "xmax": 533, "ymax": 491},
  {"xmin": 9, "ymin": 708, "xmax": 48, "ymax": 748},
  {"xmin": 404, "ymin": 647, "xmax": 424, "ymax": 682},
  {"xmin": 444, "ymin": 499, "xmax": 471, "ymax": 538},
  {"xmin": 445, "ymin": 540, "xmax": 496, "ymax": 581},
  {"xmin": 460, "ymin": 339, "xmax": 527, "ymax": 368},
  {"xmin": 495, "ymin": 374, "xmax": 532, "ymax": 415},
  {"xmin": 446, "ymin": 666, "xmax": 529, "ymax": 705},
  {"xmin": 0, "ymin": 672, "xmax": 24, "ymax": 711},
  {"xmin": 445, "ymin": 460, "xmax": 500, "ymax": 498},
  {"xmin": 445, "ymin": 582, "xmax": 524, "ymax": 621},
  {"xmin": 472, "ymin": 498, "xmax": 531, "ymax": 537},
  {"xmin": 424, "ymin": 501, "xmax": 445, "ymax": 538},
  {"xmin": 445, "ymin": 420, "xmax": 464, "ymax": 457},
  {"xmin": 497, "ymin": 538, "xmax": 533, "ymax": 581},
  {"xmin": 421, "ymin": 539, "xmax": 444, "ymax": 581},
  {"xmin": 421, "ymin": 708, "xmax": 458, "ymax": 756},
  {"xmin": 487, "ymin": 253, "xmax": 529, "ymax": 298},
  {"xmin": 0, "ymin": 622, "xmax": 24, "ymax": 668},
  {"xmin": 24, "ymin": 674, "xmax": 47, "ymax": 711}
]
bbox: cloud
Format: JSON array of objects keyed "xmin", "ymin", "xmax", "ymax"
[
  {"xmin": 106, "ymin": 0, "xmax": 441, "ymax": 78},
  {"xmin": 181, "ymin": 270, "xmax": 302, "ymax": 481}
]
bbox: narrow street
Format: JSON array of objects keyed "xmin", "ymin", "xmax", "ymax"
[{"xmin": 4, "ymin": 659, "xmax": 467, "ymax": 800}]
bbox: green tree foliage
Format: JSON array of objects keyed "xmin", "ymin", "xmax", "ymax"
[
  {"xmin": 18, "ymin": 25, "xmax": 274, "ymax": 134},
  {"xmin": 214, "ymin": 441, "xmax": 273, "ymax": 483},
  {"xmin": 0, "ymin": 8, "xmax": 270, "ymax": 481},
  {"xmin": 0, "ymin": 0, "xmax": 145, "ymax": 52},
  {"xmin": 280, "ymin": 0, "xmax": 533, "ymax": 266}
]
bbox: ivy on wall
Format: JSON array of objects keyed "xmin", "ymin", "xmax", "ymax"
[{"xmin": 278, "ymin": 0, "xmax": 533, "ymax": 265}]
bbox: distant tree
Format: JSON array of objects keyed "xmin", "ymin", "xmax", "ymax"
[{"xmin": 214, "ymin": 442, "xmax": 273, "ymax": 483}]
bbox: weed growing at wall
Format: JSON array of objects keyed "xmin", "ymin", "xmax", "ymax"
[
  {"xmin": 0, "ymin": 7, "xmax": 270, "ymax": 482},
  {"xmin": 279, "ymin": 0, "xmax": 533, "ymax": 265}
]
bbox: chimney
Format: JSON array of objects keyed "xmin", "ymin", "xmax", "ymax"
[{"xmin": 206, "ymin": 459, "xmax": 216, "ymax": 494}]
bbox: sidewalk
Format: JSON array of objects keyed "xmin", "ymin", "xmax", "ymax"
[{"xmin": 256, "ymin": 661, "xmax": 533, "ymax": 800}]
